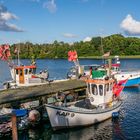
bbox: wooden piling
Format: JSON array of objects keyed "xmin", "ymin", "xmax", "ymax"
[{"xmin": 12, "ymin": 113, "xmax": 18, "ymax": 140}]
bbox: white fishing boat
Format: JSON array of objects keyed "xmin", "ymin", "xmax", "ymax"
[
  {"xmin": 0, "ymin": 44, "xmax": 49, "ymax": 89},
  {"xmin": 3, "ymin": 64, "xmax": 49, "ymax": 89},
  {"xmin": 46, "ymin": 74, "xmax": 126, "ymax": 130}
]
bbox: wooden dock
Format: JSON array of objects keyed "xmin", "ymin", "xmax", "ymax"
[{"xmin": 0, "ymin": 79, "xmax": 86, "ymax": 107}]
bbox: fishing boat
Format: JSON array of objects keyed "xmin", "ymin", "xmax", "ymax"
[
  {"xmin": 67, "ymin": 51, "xmax": 140, "ymax": 87},
  {"xmin": 67, "ymin": 51, "xmax": 120, "ymax": 80},
  {"xmin": 114, "ymin": 71, "xmax": 140, "ymax": 87},
  {"xmin": 46, "ymin": 65, "xmax": 126, "ymax": 130},
  {"xmin": 0, "ymin": 44, "xmax": 49, "ymax": 89}
]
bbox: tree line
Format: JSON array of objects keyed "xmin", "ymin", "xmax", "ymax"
[{"xmin": 10, "ymin": 34, "xmax": 140, "ymax": 59}]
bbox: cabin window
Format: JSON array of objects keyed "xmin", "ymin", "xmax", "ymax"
[
  {"xmin": 105, "ymin": 83, "xmax": 110, "ymax": 95},
  {"xmin": 29, "ymin": 69, "xmax": 32, "ymax": 74},
  {"xmin": 106, "ymin": 83, "xmax": 109, "ymax": 91},
  {"xmin": 20, "ymin": 70, "xmax": 23, "ymax": 76},
  {"xmin": 33, "ymin": 68, "xmax": 36, "ymax": 74},
  {"xmin": 99, "ymin": 85, "xmax": 103, "ymax": 96},
  {"xmin": 25, "ymin": 69, "xmax": 28, "ymax": 75},
  {"xmin": 104, "ymin": 85, "xmax": 106, "ymax": 96},
  {"xmin": 16, "ymin": 69, "xmax": 18, "ymax": 75},
  {"xmin": 91, "ymin": 84, "xmax": 98, "ymax": 95},
  {"xmin": 87, "ymin": 83, "xmax": 90, "ymax": 93}
]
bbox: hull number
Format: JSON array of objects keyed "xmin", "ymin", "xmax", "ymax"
[{"xmin": 56, "ymin": 111, "xmax": 75, "ymax": 117}]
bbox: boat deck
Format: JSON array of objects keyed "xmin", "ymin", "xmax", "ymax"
[{"xmin": 48, "ymin": 99, "xmax": 122, "ymax": 114}]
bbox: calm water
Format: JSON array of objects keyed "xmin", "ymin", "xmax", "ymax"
[{"xmin": 1, "ymin": 58, "xmax": 140, "ymax": 140}]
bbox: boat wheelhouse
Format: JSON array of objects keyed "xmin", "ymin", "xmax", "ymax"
[
  {"xmin": 86, "ymin": 78, "xmax": 114, "ymax": 107},
  {"xmin": 11, "ymin": 65, "xmax": 38, "ymax": 85}
]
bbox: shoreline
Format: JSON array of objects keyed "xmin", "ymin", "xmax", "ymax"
[
  {"xmin": 78, "ymin": 55, "xmax": 140, "ymax": 59},
  {"xmin": 6, "ymin": 55, "xmax": 140, "ymax": 60}
]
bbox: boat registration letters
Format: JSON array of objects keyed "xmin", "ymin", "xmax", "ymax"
[{"xmin": 56, "ymin": 110, "xmax": 75, "ymax": 117}]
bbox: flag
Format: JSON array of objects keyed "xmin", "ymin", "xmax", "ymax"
[
  {"xmin": 68, "ymin": 50, "xmax": 78, "ymax": 61},
  {"xmin": 14, "ymin": 47, "xmax": 18, "ymax": 54},
  {"xmin": 102, "ymin": 51, "xmax": 110, "ymax": 57},
  {"xmin": 0, "ymin": 44, "xmax": 11, "ymax": 61},
  {"xmin": 113, "ymin": 79, "xmax": 128, "ymax": 97}
]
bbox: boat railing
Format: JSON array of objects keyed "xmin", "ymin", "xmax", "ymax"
[
  {"xmin": 96, "ymin": 98, "xmax": 121, "ymax": 110},
  {"xmin": 121, "ymin": 68, "xmax": 140, "ymax": 72}
]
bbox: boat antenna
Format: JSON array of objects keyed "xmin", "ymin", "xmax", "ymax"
[
  {"xmin": 100, "ymin": 33, "xmax": 105, "ymax": 65},
  {"xmin": 17, "ymin": 43, "xmax": 20, "ymax": 66}
]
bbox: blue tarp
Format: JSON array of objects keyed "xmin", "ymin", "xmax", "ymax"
[{"xmin": 12, "ymin": 109, "xmax": 28, "ymax": 117}]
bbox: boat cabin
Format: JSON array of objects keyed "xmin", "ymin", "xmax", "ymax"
[
  {"xmin": 81, "ymin": 64, "xmax": 101, "ymax": 76},
  {"xmin": 11, "ymin": 65, "xmax": 39, "ymax": 85},
  {"xmin": 86, "ymin": 79, "xmax": 114, "ymax": 107},
  {"xmin": 111, "ymin": 63, "xmax": 120, "ymax": 74},
  {"xmin": 67, "ymin": 64, "xmax": 101, "ymax": 79}
]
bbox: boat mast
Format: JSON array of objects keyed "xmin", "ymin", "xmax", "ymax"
[
  {"xmin": 100, "ymin": 35, "xmax": 105, "ymax": 65},
  {"xmin": 17, "ymin": 44, "xmax": 20, "ymax": 66}
]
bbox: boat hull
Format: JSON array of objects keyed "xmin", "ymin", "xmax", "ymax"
[
  {"xmin": 46, "ymin": 101, "xmax": 122, "ymax": 130},
  {"xmin": 115, "ymin": 72, "xmax": 140, "ymax": 87},
  {"xmin": 125, "ymin": 77, "xmax": 140, "ymax": 87}
]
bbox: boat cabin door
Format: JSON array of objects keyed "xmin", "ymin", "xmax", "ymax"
[{"xmin": 19, "ymin": 68, "xmax": 24, "ymax": 84}]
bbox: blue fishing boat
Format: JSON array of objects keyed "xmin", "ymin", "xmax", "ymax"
[{"xmin": 114, "ymin": 71, "xmax": 140, "ymax": 87}]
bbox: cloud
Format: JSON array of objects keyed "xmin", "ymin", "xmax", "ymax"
[
  {"xmin": 0, "ymin": 4, "xmax": 23, "ymax": 32},
  {"xmin": 83, "ymin": 36, "xmax": 92, "ymax": 42},
  {"xmin": 120, "ymin": 14, "xmax": 140, "ymax": 35},
  {"xmin": 63, "ymin": 33, "xmax": 77, "ymax": 38},
  {"xmin": 43, "ymin": 0, "xmax": 57, "ymax": 13}
]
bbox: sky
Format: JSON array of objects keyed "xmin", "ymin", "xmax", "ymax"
[{"xmin": 0, "ymin": 0, "xmax": 140, "ymax": 44}]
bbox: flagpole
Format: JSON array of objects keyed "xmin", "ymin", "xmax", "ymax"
[{"xmin": 17, "ymin": 44, "xmax": 20, "ymax": 66}]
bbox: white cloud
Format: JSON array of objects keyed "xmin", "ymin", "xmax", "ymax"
[
  {"xmin": 43, "ymin": 0, "xmax": 57, "ymax": 13},
  {"xmin": 120, "ymin": 14, "xmax": 140, "ymax": 35},
  {"xmin": 83, "ymin": 36, "xmax": 91, "ymax": 42},
  {"xmin": 63, "ymin": 33, "xmax": 77, "ymax": 38},
  {"xmin": 0, "ymin": 12, "xmax": 18, "ymax": 21},
  {"xmin": 0, "ymin": 4, "xmax": 23, "ymax": 32}
]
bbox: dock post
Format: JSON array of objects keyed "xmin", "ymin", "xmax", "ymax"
[{"xmin": 12, "ymin": 113, "xmax": 18, "ymax": 140}]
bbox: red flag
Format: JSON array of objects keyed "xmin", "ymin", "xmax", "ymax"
[
  {"xmin": 0, "ymin": 44, "xmax": 11, "ymax": 61},
  {"xmin": 113, "ymin": 79, "xmax": 128, "ymax": 97},
  {"xmin": 0, "ymin": 46, "xmax": 3, "ymax": 58},
  {"xmin": 68, "ymin": 50, "xmax": 78, "ymax": 61}
]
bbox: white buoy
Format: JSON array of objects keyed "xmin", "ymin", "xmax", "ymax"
[{"xmin": 28, "ymin": 110, "xmax": 40, "ymax": 122}]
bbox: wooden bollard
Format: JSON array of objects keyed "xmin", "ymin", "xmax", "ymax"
[{"xmin": 12, "ymin": 113, "xmax": 18, "ymax": 140}]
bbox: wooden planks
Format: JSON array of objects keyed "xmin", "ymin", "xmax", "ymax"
[{"xmin": 0, "ymin": 79, "xmax": 86, "ymax": 105}]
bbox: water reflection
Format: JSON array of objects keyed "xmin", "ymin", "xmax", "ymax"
[
  {"xmin": 47, "ymin": 119, "xmax": 120, "ymax": 140},
  {"xmin": 123, "ymin": 86, "xmax": 140, "ymax": 94}
]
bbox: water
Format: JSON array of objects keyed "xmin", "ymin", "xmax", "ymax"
[{"xmin": 1, "ymin": 58, "xmax": 140, "ymax": 140}]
